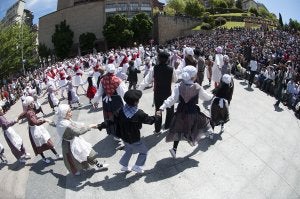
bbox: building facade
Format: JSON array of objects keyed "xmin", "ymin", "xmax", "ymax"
[
  {"xmin": 39, "ymin": 0, "xmax": 153, "ymax": 50},
  {"xmin": 1, "ymin": 0, "xmax": 33, "ymax": 27}
]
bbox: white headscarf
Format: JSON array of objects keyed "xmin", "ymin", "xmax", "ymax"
[
  {"xmin": 23, "ymin": 96, "xmax": 34, "ymax": 107},
  {"xmin": 106, "ymin": 63, "xmax": 116, "ymax": 73},
  {"xmin": 222, "ymin": 74, "xmax": 232, "ymax": 85},
  {"xmin": 56, "ymin": 104, "xmax": 71, "ymax": 140},
  {"xmin": 182, "ymin": 65, "xmax": 197, "ymax": 84}
]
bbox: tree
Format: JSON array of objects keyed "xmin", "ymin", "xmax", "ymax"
[
  {"xmin": 167, "ymin": 0, "xmax": 186, "ymax": 14},
  {"xmin": 163, "ymin": 5, "xmax": 176, "ymax": 16},
  {"xmin": 215, "ymin": 17, "xmax": 227, "ymax": 26},
  {"xmin": 52, "ymin": 20, "xmax": 74, "ymax": 60},
  {"xmin": 0, "ymin": 23, "xmax": 38, "ymax": 78},
  {"xmin": 103, "ymin": 14, "xmax": 133, "ymax": 48},
  {"xmin": 258, "ymin": 7, "xmax": 269, "ymax": 18},
  {"xmin": 38, "ymin": 43, "xmax": 51, "ymax": 61},
  {"xmin": 184, "ymin": 0, "xmax": 205, "ymax": 17},
  {"xmin": 288, "ymin": 18, "xmax": 300, "ymax": 31},
  {"xmin": 152, "ymin": 7, "xmax": 160, "ymax": 16},
  {"xmin": 79, "ymin": 32, "xmax": 96, "ymax": 55},
  {"xmin": 278, "ymin": 13, "xmax": 283, "ymax": 27},
  {"xmin": 249, "ymin": 7, "xmax": 258, "ymax": 17},
  {"xmin": 211, "ymin": 0, "xmax": 228, "ymax": 8},
  {"xmin": 225, "ymin": 0, "xmax": 235, "ymax": 8},
  {"xmin": 131, "ymin": 13, "xmax": 153, "ymax": 44},
  {"xmin": 236, "ymin": 0, "xmax": 242, "ymax": 9}
]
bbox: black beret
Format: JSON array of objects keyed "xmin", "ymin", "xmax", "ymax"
[
  {"xmin": 124, "ymin": 90, "xmax": 142, "ymax": 106},
  {"xmin": 158, "ymin": 51, "xmax": 170, "ymax": 59}
]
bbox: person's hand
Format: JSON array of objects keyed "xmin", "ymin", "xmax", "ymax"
[
  {"xmin": 89, "ymin": 124, "xmax": 97, "ymax": 129},
  {"xmin": 44, "ymin": 118, "xmax": 52, "ymax": 123},
  {"xmin": 156, "ymin": 110, "xmax": 162, "ymax": 117}
]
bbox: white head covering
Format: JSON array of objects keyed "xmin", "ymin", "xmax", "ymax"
[
  {"xmin": 222, "ymin": 74, "xmax": 232, "ymax": 84},
  {"xmin": 106, "ymin": 64, "xmax": 115, "ymax": 73},
  {"xmin": 223, "ymin": 55, "xmax": 229, "ymax": 62},
  {"xmin": 182, "ymin": 65, "xmax": 197, "ymax": 83},
  {"xmin": 185, "ymin": 47, "xmax": 194, "ymax": 56},
  {"xmin": 215, "ymin": 46, "xmax": 223, "ymax": 54},
  {"xmin": 56, "ymin": 104, "xmax": 71, "ymax": 140},
  {"xmin": 24, "ymin": 96, "xmax": 34, "ymax": 107}
]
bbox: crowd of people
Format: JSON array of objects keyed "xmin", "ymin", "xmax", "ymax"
[{"xmin": 1, "ymin": 27, "xmax": 300, "ymax": 177}]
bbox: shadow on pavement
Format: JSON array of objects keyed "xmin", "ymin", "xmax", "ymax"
[
  {"xmin": 144, "ymin": 157, "xmax": 199, "ymax": 183},
  {"xmin": 93, "ymin": 135, "xmax": 119, "ymax": 158},
  {"xmin": 239, "ymin": 81, "xmax": 248, "ymax": 86},
  {"xmin": 244, "ymin": 87, "xmax": 254, "ymax": 92}
]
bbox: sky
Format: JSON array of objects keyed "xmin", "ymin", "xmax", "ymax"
[{"xmin": 0, "ymin": 0, "xmax": 300, "ymax": 25}]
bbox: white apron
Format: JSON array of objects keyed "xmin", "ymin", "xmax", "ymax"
[
  {"xmin": 5, "ymin": 127, "xmax": 23, "ymax": 151},
  {"xmin": 29, "ymin": 125, "xmax": 51, "ymax": 147},
  {"xmin": 70, "ymin": 136, "xmax": 92, "ymax": 163},
  {"xmin": 0, "ymin": 142, "xmax": 4, "ymax": 152},
  {"xmin": 50, "ymin": 93, "xmax": 59, "ymax": 106}
]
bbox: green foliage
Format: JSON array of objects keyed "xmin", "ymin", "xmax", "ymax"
[
  {"xmin": 0, "ymin": 23, "xmax": 38, "ymax": 77},
  {"xmin": 38, "ymin": 43, "xmax": 51, "ymax": 60},
  {"xmin": 225, "ymin": 0, "xmax": 235, "ymax": 8},
  {"xmin": 258, "ymin": 7, "xmax": 269, "ymax": 18},
  {"xmin": 103, "ymin": 14, "xmax": 134, "ymax": 48},
  {"xmin": 215, "ymin": 16, "xmax": 227, "ymax": 26},
  {"xmin": 288, "ymin": 18, "xmax": 300, "ymax": 31},
  {"xmin": 248, "ymin": 7, "xmax": 258, "ymax": 17},
  {"xmin": 153, "ymin": 7, "xmax": 160, "ymax": 16},
  {"xmin": 164, "ymin": 5, "xmax": 176, "ymax": 16},
  {"xmin": 167, "ymin": 0, "xmax": 186, "ymax": 14},
  {"xmin": 79, "ymin": 32, "xmax": 96, "ymax": 54},
  {"xmin": 52, "ymin": 20, "xmax": 74, "ymax": 60},
  {"xmin": 184, "ymin": 0, "xmax": 205, "ymax": 17},
  {"xmin": 211, "ymin": 0, "xmax": 228, "ymax": 8},
  {"xmin": 201, "ymin": 23, "xmax": 212, "ymax": 30},
  {"xmin": 131, "ymin": 13, "xmax": 153, "ymax": 44},
  {"xmin": 278, "ymin": 13, "xmax": 283, "ymax": 27},
  {"xmin": 235, "ymin": 0, "xmax": 242, "ymax": 9},
  {"xmin": 203, "ymin": 12, "xmax": 215, "ymax": 27}
]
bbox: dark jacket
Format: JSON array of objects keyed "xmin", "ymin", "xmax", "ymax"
[
  {"xmin": 153, "ymin": 64, "xmax": 173, "ymax": 101},
  {"xmin": 98, "ymin": 109, "xmax": 158, "ymax": 144}
]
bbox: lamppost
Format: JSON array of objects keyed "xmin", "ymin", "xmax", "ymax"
[{"xmin": 20, "ymin": 13, "xmax": 30, "ymax": 75}]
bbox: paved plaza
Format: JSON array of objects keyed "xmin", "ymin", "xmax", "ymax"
[{"xmin": 0, "ymin": 76, "xmax": 300, "ymax": 199}]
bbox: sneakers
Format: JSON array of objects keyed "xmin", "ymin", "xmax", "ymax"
[
  {"xmin": 24, "ymin": 153, "xmax": 31, "ymax": 159},
  {"xmin": 120, "ymin": 166, "xmax": 132, "ymax": 172},
  {"xmin": 169, "ymin": 149, "xmax": 176, "ymax": 158},
  {"xmin": 96, "ymin": 163, "xmax": 109, "ymax": 170},
  {"xmin": 116, "ymin": 145, "xmax": 125, "ymax": 150},
  {"xmin": 42, "ymin": 158, "xmax": 51, "ymax": 164},
  {"xmin": 56, "ymin": 154, "xmax": 63, "ymax": 159},
  {"xmin": 132, "ymin": 165, "xmax": 144, "ymax": 173}
]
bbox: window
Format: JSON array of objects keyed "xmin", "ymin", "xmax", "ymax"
[{"xmin": 129, "ymin": 3, "xmax": 139, "ymax": 11}]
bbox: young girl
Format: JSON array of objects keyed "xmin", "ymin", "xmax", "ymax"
[
  {"xmin": 157, "ymin": 66, "xmax": 213, "ymax": 158},
  {"xmin": 0, "ymin": 106, "xmax": 30, "ymax": 163}
]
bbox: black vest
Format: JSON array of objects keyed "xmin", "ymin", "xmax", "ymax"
[{"xmin": 153, "ymin": 64, "xmax": 173, "ymax": 100}]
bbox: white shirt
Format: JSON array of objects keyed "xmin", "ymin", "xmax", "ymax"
[
  {"xmin": 159, "ymin": 83, "xmax": 212, "ymax": 110},
  {"xmin": 138, "ymin": 67, "xmax": 178, "ymax": 90},
  {"xmin": 249, "ymin": 60, "xmax": 258, "ymax": 71}
]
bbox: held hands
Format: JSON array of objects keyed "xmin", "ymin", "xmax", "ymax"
[
  {"xmin": 155, "ymin": 110, "xmax": 162, "ymax": 117},
  {"xmin": 89, "ymin": 124, "xmax": 97, "ymax": 129}
]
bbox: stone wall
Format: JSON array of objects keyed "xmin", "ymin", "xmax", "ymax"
[
  {"xmin": 39, "ymin": 1, "xmax": 105, "ymax": 49},
  {"xmin": 153, "ymin": 15, "xmax": 201, "ymax": 44}
]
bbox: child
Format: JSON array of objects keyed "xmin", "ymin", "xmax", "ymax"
[
  {"xmin": 127, "ymin": 61, "xmax": 141, "ymax": 90},
  {"xmin": 0, "ymin": 106, "xmax": 31, "ymax": 163},
  {"xmin": 98, "ymin": 90, "xmax": 161, "ymax": 173}
]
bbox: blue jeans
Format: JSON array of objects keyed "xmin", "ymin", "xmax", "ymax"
[{"xmin": 119, "ymin": 141, "xmax": 148, "ymax": 167}]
